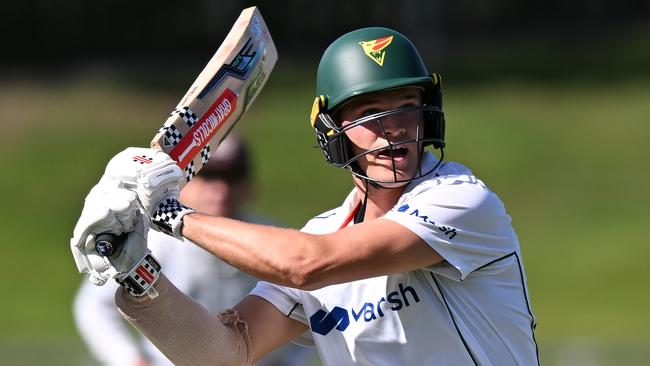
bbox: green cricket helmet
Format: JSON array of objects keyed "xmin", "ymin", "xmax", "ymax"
[{"xmin": 310, "ymin": 27, "xmax": 445, "ymax": 184}]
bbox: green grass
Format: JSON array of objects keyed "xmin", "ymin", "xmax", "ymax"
[{"xmin": 1, "ymin": 71, "xmax": 648, "ymax": 364}]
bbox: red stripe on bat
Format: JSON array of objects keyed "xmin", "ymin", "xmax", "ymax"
[
  {"xmin": 136, "ymin": 265, "xmax": 154, "ymax": 283},
  {"xmin": 170, "ymin": 89, "xmax": 238, "ymax": 169}
]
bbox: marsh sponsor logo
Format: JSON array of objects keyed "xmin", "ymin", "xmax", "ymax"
[
  {"xmin": 309, "ymin": 283, "xmax": 420, "ymax": 336},
  {"xmin": 397, "ymin": 204, "xmax": 457, "ymax": 239}
]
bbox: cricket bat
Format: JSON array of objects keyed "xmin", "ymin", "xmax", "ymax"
[{"xmin": 94, "ymin": 6, "xmax": 277, "ymax": 256}]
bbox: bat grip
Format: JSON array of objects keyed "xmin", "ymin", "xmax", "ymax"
[{"xmin": 95, "ymin": 232, "xmax": 128, "ymax": 257}]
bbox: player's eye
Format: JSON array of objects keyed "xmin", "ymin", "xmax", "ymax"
[
  {"xmin": 359, "ymin": 108, "xmax": 381, "ymax": 117},
  {"xmin": 399, "ymin": 102, "xmax": 419, "ymax": 109}
]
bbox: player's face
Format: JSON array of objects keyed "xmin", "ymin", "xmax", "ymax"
[{"xmin": 338, "ymin": 87, "xmax": 424, "ymax": 185}]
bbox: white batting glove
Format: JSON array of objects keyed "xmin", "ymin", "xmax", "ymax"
[
  {"xmin": 150, "ymin": 198, "xmax": 195, "ymax": 240},
  {"xmin": 102, "ymin": 147, "xmax": 193, "ymax": 237},
  {"xmin": 70, "ymin": 179, "xmax": 161, "ymax": 298},
  {"xmin": 102, "ymin": 147, "xmax": 183, "ymax": 212}
]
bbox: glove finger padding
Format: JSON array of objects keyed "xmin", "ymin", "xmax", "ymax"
[
  {"xmin": 103, "ymin": 147, "xmax": 184, "ymax": 217},
  {"xmin": 70, "ymin": 180, "xmax": 144, "ymax": 285},
  {"xmin": 103, "ymin": 147, "xmax": 170, "ymax": 188},
  {"xmin": 136, "ymin": 156, "xmax": 185, "ymax": 217},
  {"xmin": 97, "ymin": 213, "xmax": 151, "ymax": 278}
]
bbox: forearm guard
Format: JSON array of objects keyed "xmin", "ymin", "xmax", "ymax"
[{"xmin": 115, "ymin": 274, "xmax": 252, "ymax": 366}]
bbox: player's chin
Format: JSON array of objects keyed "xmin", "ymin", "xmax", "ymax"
[
  {"xmin": 377, "ymin": 179, "xmax": 410, "ymax": 188},
  {"xmin": 373, "ymin": 152, "xmax": 418, "ymax": 176},
  {"xmin": 366, "ymin": 165, "xmax": 417, "ymax": 187}
]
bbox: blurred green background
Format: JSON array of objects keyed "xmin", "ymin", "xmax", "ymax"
[{"xmin": 2, "ymin": 1, "xmax": 649, "ymax": 365}]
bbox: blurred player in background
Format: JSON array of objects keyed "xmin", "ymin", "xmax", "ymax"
[{"xmin": 73, "ymin": 135, "xmax": 316, "ymax": 366}]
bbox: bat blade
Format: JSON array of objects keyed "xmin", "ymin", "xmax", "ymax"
[
  {"xmin": 95, "ymin": 7, "xmax": 276, "ymax": 257},
  {"xmin": 151, "ymin": 6, "xmax": 277, "ymax": 183}
]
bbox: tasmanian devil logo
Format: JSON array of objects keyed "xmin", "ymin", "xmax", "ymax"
[{"xmin": 358, "ymin": 35, "xmax": 394, "ymax": 66}]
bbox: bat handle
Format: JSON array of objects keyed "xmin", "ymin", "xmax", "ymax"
[{"xmin": 95, "ymin": 232, "xmax": 128, "ymax": 257}]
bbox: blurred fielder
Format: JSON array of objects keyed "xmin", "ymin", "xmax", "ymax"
[{"xmin": 71, "ymin": 27, "xmax": 539, "ymax": 365}]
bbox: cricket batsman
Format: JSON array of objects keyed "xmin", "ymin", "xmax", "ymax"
[{"xmin": 70, "ymin": 27, "xmax": 539, "ymax": 365}]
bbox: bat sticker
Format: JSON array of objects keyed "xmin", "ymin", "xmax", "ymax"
[
  {"xmin": 198, "ymin": 38, "xmax": 261, "ymax": 99},
  {"xmin": 170, "ymin": 88, "xmax": 238, "ymax": 168}
]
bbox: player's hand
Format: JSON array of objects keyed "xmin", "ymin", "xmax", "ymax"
[
  {"xmin": 70, "ymin": 179, "xmax": 160, "ymax": 297},
  {"xmin": 103, "ymin": 147, "xmax": 185, "ymax": 215},
  {"xmin": 102, "ymin": 147, "xmax": 193, "ymax": 238}
]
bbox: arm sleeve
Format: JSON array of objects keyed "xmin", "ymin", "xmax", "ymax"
[
  {"xmin": 115, "ymin": 274, "xmax": 252, "ymax": 366},
  {"xmin": 73, "ymin": 230, "xmax": 189, "ymax": 366},
  {"xmin": 73, "ymin": 280, "xmax": 142, "ymax": 366},
  {"xmin": 383, "ymin": 175, "xmax": 519, "ymax": 280}
]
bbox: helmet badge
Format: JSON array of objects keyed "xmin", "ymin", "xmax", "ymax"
[{"xmin": 358, "ymin": 36, "xmax": 394, "ymax": 67}]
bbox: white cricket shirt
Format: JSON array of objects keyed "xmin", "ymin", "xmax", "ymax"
[{"xmin": 250, "ymin": 153, "xmax": 539, "ymax": 365}]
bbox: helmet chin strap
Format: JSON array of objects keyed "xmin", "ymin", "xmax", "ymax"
[
  {"xmin": 350, "ymin": 159, "xmax": 391, "ymax": 190},
  {"xmin": 354, "ymin": 178, "xmax": 370, "ymax": 224},
  {"xmin": 351, "ymin": 145, "xmax": 444, "ymax": 225}
]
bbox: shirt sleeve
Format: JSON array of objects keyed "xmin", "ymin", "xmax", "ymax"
[
  {"xmin": 383, "ymin": 175, "xmax": 519, "ymax": 281},
  {"xmin": 249, "ymin": 281, "xmax": 315, "ymax": 346}
]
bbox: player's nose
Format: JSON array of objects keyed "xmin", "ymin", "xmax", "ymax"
[{"xmin": 381, "ymin": 115, "xmax": 407, "ymax": 139}]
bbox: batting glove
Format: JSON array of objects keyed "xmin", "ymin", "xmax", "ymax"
[
  {"xmin": 70, "ymin": 179, "xmax": 161, "ymax": 298},
  {"xmin": 102, "ymin": 147, "xmax": 195, "ymax": 239},
  {"xmin": 103, "ymin": 147, "xmax": 186, "ymax": 216},
  {"xmin": 150, "ymin": 198, "xmax": 195, "ymax": 240}
]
